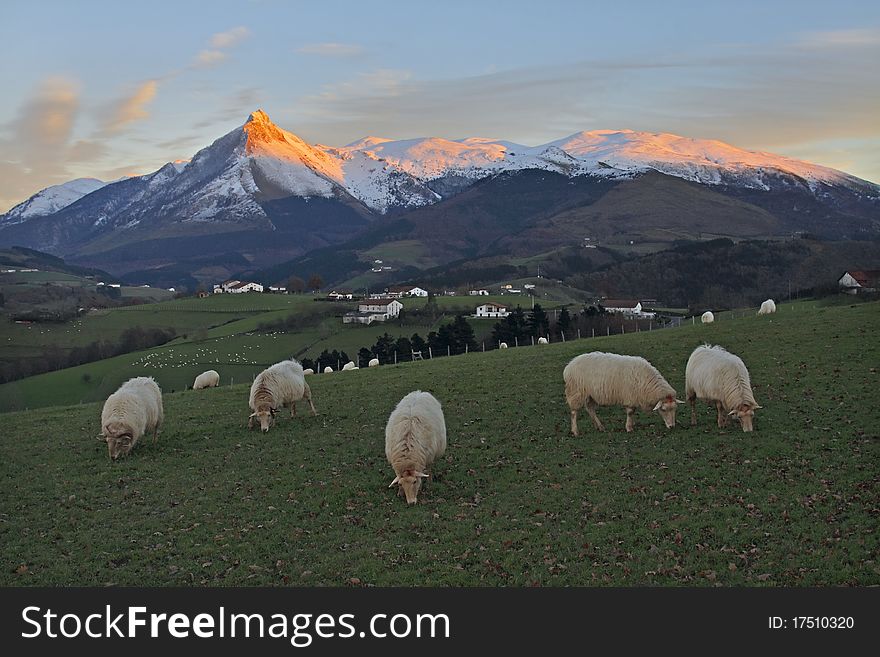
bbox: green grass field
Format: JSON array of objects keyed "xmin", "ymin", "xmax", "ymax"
[{"xmin": 1, "ymin": 300, "xmax": 877, "ymax": 586}]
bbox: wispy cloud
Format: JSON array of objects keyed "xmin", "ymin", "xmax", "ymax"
[
  {"xmin": 193, "ymin": 26, "xmax": 251, "ymax": 68},
  {"xmin": 796, "ymin": 27, "xmax": 880, "ymax": 49},
  {"xmin": 297, "ymin": 42, "xmax": 364, "ymax": 57},
  {"xmin": 100, "ymin": 80, "xmax": 158, "ymax": 135}
]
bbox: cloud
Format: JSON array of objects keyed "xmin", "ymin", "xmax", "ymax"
[
  {"xmin": 297, "ymin": 42, "xmax": 364, "ymax": 57},
  {"xmin": 100, "ymin": 80, "xmax": 159, "ymax": 134},
  {"xmin": 210, "ymin": 26, "xmax": 251, "ymax": 49},
  {"xmin": 67, "ymin": 139, "xmax": 108, "ymax": 162},
  {"xmin": 193, "ymin": 26, "xmax": 251, "ymax": 67},
  {"xmin": 797, "ymin": 28, "xmax": 880, "ymax": 49}
]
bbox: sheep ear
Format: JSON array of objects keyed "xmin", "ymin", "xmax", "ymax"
[
  {"xmin": 652, "ymin": 400, "xmax": 663, "ymax": 411},
  {"xmin": 388, "ymin": 476, "xmax": 400, "ymax": 488},
  {"xmin": 753, "ymin": 404, "xmax": 762, "ymax": 409},
  {"xmin": 248, "ymin": 412, "xmax": 257, "ymax": 418},
  {"xmin": 675, "ymin": 399, "xmax": 685, "ymax": 404},
  {"xmin": 415, "ymin": 472, "xmax": 430, "ymax": 479}
]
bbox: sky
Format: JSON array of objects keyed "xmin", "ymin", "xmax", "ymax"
[{"xmin": 1, "ymin": 0, "xmax": 879, "ymax": 212}]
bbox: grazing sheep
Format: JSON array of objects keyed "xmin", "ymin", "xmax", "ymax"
[
  {"xmin": 499, "ymin": 342, "xmax": 508, "ymax": 349},
  {"xmin": 563, "ymin": 352, "xmax": 683, "ymax": 435},
  {"xmin": 701, "ymin": 311, "xmax": 714, "ymax": 324},
  {"xmin": 303, "ymin": 368, "xmax": 314, "ymax": 375},
  {"xmin": 537, "ymin": 337, "xmax": 549, "ymax": 344},
  {"xmin": 323, "ymin": 366, "xmax": 333, "ymax": 374},
  {"xmin": 758, "ymin": 299, "xmax": 776, "ymax": 315},
  {"xmin": 248, "ymin": 359, "xmax": 317, "ymax": 432},
  {"xmin": 192, "ymin": 369, "xmax": 220, "ymax": 390},
  {"xmin": 99, "ymin": 377, "xmax": 163, "ymax": 460},
  {"xmin": 342, "ymin": 361, "xmax": 356, "ymax": 371},
  {"xmin": 385, "ymin": 391, "xmax": 447, "ymax": 505},
  {"xmin": 685, "ymin": 344, "xmax": 761, "ymax": 432},
  {"xmin": 368, "ymin": 358, "xmax": 380, "ymax": 367}
]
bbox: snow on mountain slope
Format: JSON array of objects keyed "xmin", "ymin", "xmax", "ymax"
[
  {"xmin": 546, "ymin": 129, "xmax": 872, "ymax": 192},
  {"xmin": 2, "ymin": 178, "xmax": 106, "ymax": 224}
]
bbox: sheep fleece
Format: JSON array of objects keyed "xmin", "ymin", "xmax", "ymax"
[
  {"xmin": 249, "ymin": 360, "xmax": 308, "ymax": 411},
  {"xmin": 685, "ymin": 345, "xmax": 757, "ymax": 410},
  {"xmin": 101, "ymin": 377, "xmax": 163, "ymax": 444},
  {"xmin": 385, "ymin": 391, "xmax": 447, "ymax": 476},
  {"xmin": 563, "ymin": 352, "xmax": 675, "ymax": 411}
]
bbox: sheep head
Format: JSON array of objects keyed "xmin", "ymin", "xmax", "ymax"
[
  {"xmin": 102, "ymin": 421, "xmax": 134, "ymax": 460},
  {"xmin": 388, "ymin": 469, "xmax": 430, "ymax": 505},
  {"xmin": 728, "ymin": 403, "xmax": 761, "ymax": 432},
  {"xmin": 249, "ymin": 406, "xmax": 276, "ymax": 432},
  {"xmin": 652, "ymin": 395, "xmax": 685, "ymax": 429}
]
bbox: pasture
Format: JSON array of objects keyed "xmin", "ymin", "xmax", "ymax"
[{"xmin": 1, "ymin": 300, "xmax": 877, "ymax": 586}]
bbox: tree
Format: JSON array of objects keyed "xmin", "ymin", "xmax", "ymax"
[
  {"xmin": 307, "ymin": 274, "xmax": 323, "ymax": 292},
  {"xmin": 450, "ymin": 314, "xmax": 478, "ymax": 352},
  {"xmin": 358, "ymin": 347, "xmax": 374, "ymax": 365},
  {"xmin": 288, "ymin": 276, "xmax": 305, "ymax": 294},
  {"xmin": 395, "ymin": 336, "xmax": 412, "ymax": 360},
  {"xmin": 528, "ymin": 303, "xmax": 550, "ymax": 337},
  {"xmin": 410, "ymin": 333, "xmax": 427, "ymax": 355},
  {"xmin": 556, "ymin": 306, "xmax": 572, "ymax": 338}
]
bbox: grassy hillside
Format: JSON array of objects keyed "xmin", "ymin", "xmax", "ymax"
[{"xmin": 1, "ymin": 300, "xmax": 877, "ymax": 586}]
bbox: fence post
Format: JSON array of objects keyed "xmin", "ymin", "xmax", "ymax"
[
  {"xmin": 429, "ymin": 347, "xmax": 433, "ymax": 359},
  {"xmin": 531, "ymin": 336, "xmax": 535, "ymax": 346},
  {"xmin": 607, "ymin": 326, "xmax": 610, "ymax": 336},
  {"xmin": 622, "ymin": 324, "xmax": 625, "ymax": 334},
  {"xmin": 394, "ymin": 351, "xmax": 398, "ymax": 365},
  {"xmin": 447, "ymin": 345, "xmax": 450, "ymax": 357},
  {"xmin": 561, "ymin": 331, "xmax": 565, "ymax": 343},
  {"xmin": 692, "ymin": 316, "xmax": 695, "ymax": 325},
  {"xmin": 649, "ymin": 321, "xmax": 652, "ymax": 331},
  {"xmin": 515, "ymin": 337, "xmax": 518, "ymax": 347},
  {"xmin": 577, "ymin": 328, "xmax": 581, "ymax": 339},
  {"xmin": 482, "ymin": 342, "xmax": 485, "ymax": 352},
  {"xmin": 337, "ymin": 359, "xmax": 340, "ymax": 371},
  {"xmin": 465, "ymin": 344, "xmax": 468, "ymax": 354}
]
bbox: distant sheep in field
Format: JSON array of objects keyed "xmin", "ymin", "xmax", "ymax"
[
  {"xmin": 758, "ymin": 299, "xmax": 776, "ymax": 315},
  {"xmin": 499, "ymin": 342, "xmax": 508, "ymax": 349},
  {"xmin": 99, "ymin": 377, "xmax": 163, "ymax": 460},
  {"xmin": 248, "ymin": 359, "xmax": 316, "ymax": 432},
  {"xmin": 324, "ymin": 366, "xmax": 333, "ymax": 374},
  {"xmin": 303, "ymin": 368, "xmax": 314, "ymax": 375},
  {"xmin": 342, "ymin": 361, "xmax": 356, "ymax": 371},
  {"xmin": 192, "ymin": 369, "xmax": 220, "ymax": 390},
  {"xmin": 701, "ymin": 311, "xmax": 714, "ymax": 324},
  {"xmin": 563, "ymin": 352, "xmax": 682, "ymax": 435},
  {"xmin": 385, "ymin": 391, "xmax": 447, "ymax": 505},
  {"xmin": 368, "ymin": 358, "xmax": 380, "ymax": 367},
  {"xmin": 538, "ymin": 337, "xmax": 548, "ymax": 344},
  {"xmin": 685, "ymin": 344, "xmax": 761, "ymax": 432}
]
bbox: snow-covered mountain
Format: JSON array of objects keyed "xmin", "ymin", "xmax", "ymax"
[{"xmin": 2, "ymin": 178, "xmax": 106, "ymax": 225}]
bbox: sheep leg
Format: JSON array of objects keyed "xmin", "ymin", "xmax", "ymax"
[
  {"xmin": 248, "ymin": 415, "xmax": 254, "ymax": 430},
  {"xmin": 716, "ymin": 401, "xmax": 728, "ymax": 428},
  {"xmin": 152, "ymin": 427, "xmax": 159, "ymax": 445},
  {"xmin": 570, "ymin": 408, "xmax": 579, "ymax": 437},
  {"xmin": 290, "ymin": 402, "xmax": 297, "ymax": 418},
  {"xmin": 586, "ymin": 400, "xmax": 605, "ymax": 432},
  {"xmin": 688, "ymin": 394, "xmax": 697, "ymax": 426},
  {"xmin": 303, "ymin": 387, "xmax": 318, "ymax": 416},
  {"xmin": 625, "ymin": 407, "xmax": 635, "ymax": 432}
]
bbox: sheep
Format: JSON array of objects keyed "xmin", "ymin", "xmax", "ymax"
[
  {"xmin": 701, "ymin": 311, "xmax": 714, "ymax": 324},
  {"xmin": 192, "ymin": 369, "xmax": 220, "ymax": 390},
  {"xmin": 98, "ymin": 377, "xmax": 163, "ymax": 460},
  {"xmin": 563, "ymin": 352, "xmax": 683, "ymax": 435},
  {"xmin": 303, "ymin": 368, "xmax": 314, "ymax": 375},
  {"xmin": 368, "ymin": 358, "xmax": 380, "ymax": 367},
  {"xmin": 385, "ymin": 391, "xmax": 447, "ymax": 505},
  {"xmin": 499, "ymin": 342, "xmax": 508, "ymax": 349},
  {"xmin": 758, "ymin": 299, "xmax": 776, "ymax": 315},
  {"xmin": 537, "ymin": 337, "xmax": 549, "ymax": 344},
  {"xmin": 248, "ymin": 359, "xmax": 317, "ymax": 432},
  {"xmin": 342, "ymin": 361, "xmax": 356, "ymax": 371},
  {"xmin": 685, "ymin": 344, "xmax": 761, "ymax": 432},
  {"xmin": 323, "ymin": 366, "xmax": 333, "ymax": 374}
]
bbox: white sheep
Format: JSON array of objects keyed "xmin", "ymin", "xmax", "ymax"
[
  {"xmin": 499, "ymin": 342, "xmax": 508, "ymax": 349},
  {"xmin": 192, "ymin": 369, "xmax": 220, "ymax": 390},
  {"xmin": 537, "ymin": 337, "xmax": 549, "ymax": 344},
  {"xmin": 385, "ymin": 391, "xmax": 447, "ymax": 505},
  {"xmin": 563, "ymin": 352, "xmax": 683, "ymax": 434},
  {"xmin": 701, "ymin": 311, "xmax": 714, "ymax": 324},
  {"xmin": 368, "ymin": 358, "xmax": 380, "ymax": 367},
  {"xmin": 303, "ymin": 368, "xmax": 314, "ymax": 375},
  {"xmin": 248, "ymin": 359, "xmax": 317, "ymax": 432},
  {"xmin": 685, "ymin": 344, "xmax": 761, "ymax": 432},
  {"xmin": 758, "ymin": 299, "xmax": 776, "ymax": 315},
  {"xmin": 342, "ymin": 361, "xmax": 356, "ymax": 371},
  {"xmin": 99, "ymin": 377, "xmax": 163, "ymax": 460},
  {"xmin": 323, "ymin": 366, "xmax": 333, "ymax": 374}
]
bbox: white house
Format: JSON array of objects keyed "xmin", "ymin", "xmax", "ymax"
[
  {"xmin": 475, "ymin": 303, "xmax": 509, "ymax": 318},
  {"xmin": 839, "ymin": 270, "xmax": 880, "ymax": 294},
  {"xmin": 602, "ymin": 299, "xmax": 656, "ymax": 319},
  {"xmin": 223, "ymin": 281, "xmax": 264, "ymax": 293},
  {"xmin": 268, "ymin": 286, "xmax": 287, "ymax": 293},
  {"xmin": 359, "ymin": 298, "xmax": 403, "ymax": 316},
  {"xmin": 469, "ymin": 289, "xmax": 489, "ymax": 296},
  {"xmin": 387, "ymin": 285, "xmax": 428, "ymax": 298},
  {"xmin": 343, "ymin": 312, "xmax": 379, "ymax": 325},
  {"xmin": 328, "ymin": 290, "xmax": 354, "ymax": 300}
]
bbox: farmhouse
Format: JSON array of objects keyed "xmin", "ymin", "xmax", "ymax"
[
  {"xmin": 358, "ymin": 298, "xmax": 403, "ymax": 318},
  {"xmin": 327, "ymin": 290, "xmax": 354, "ymax": 300},
  {"xmin": 268, "ymin": 286, "xmax": 287, "ymax": 293},
  {"xmin": 387, "ymin": 285, "xmax": 429, "ymax": 298},
  {"xmin": 215, "ymin": 280, "xmax": 264, "ymax": 294},
  {"xmin": 475, "ymin": 302, "xmax": 509, "ymax": 318},
  {"xmin": 469, "ymin": 289, "xmax": 490, "ymax": 296},
  {"xmin": 839, "ymin": 270, "xmax": 880, "ymax": 294},
  {"xmin": 602, "ymin": 299, "xmax": 656, "ymax": 319}
]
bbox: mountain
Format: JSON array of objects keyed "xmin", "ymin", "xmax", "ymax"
[
  {"xmin": 0, "ymin": 110, "xmax": 877, "ymax": 288},
  {"xmin": 2, "ymin": 178, "xmax": 106, "ymax": 225}
]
